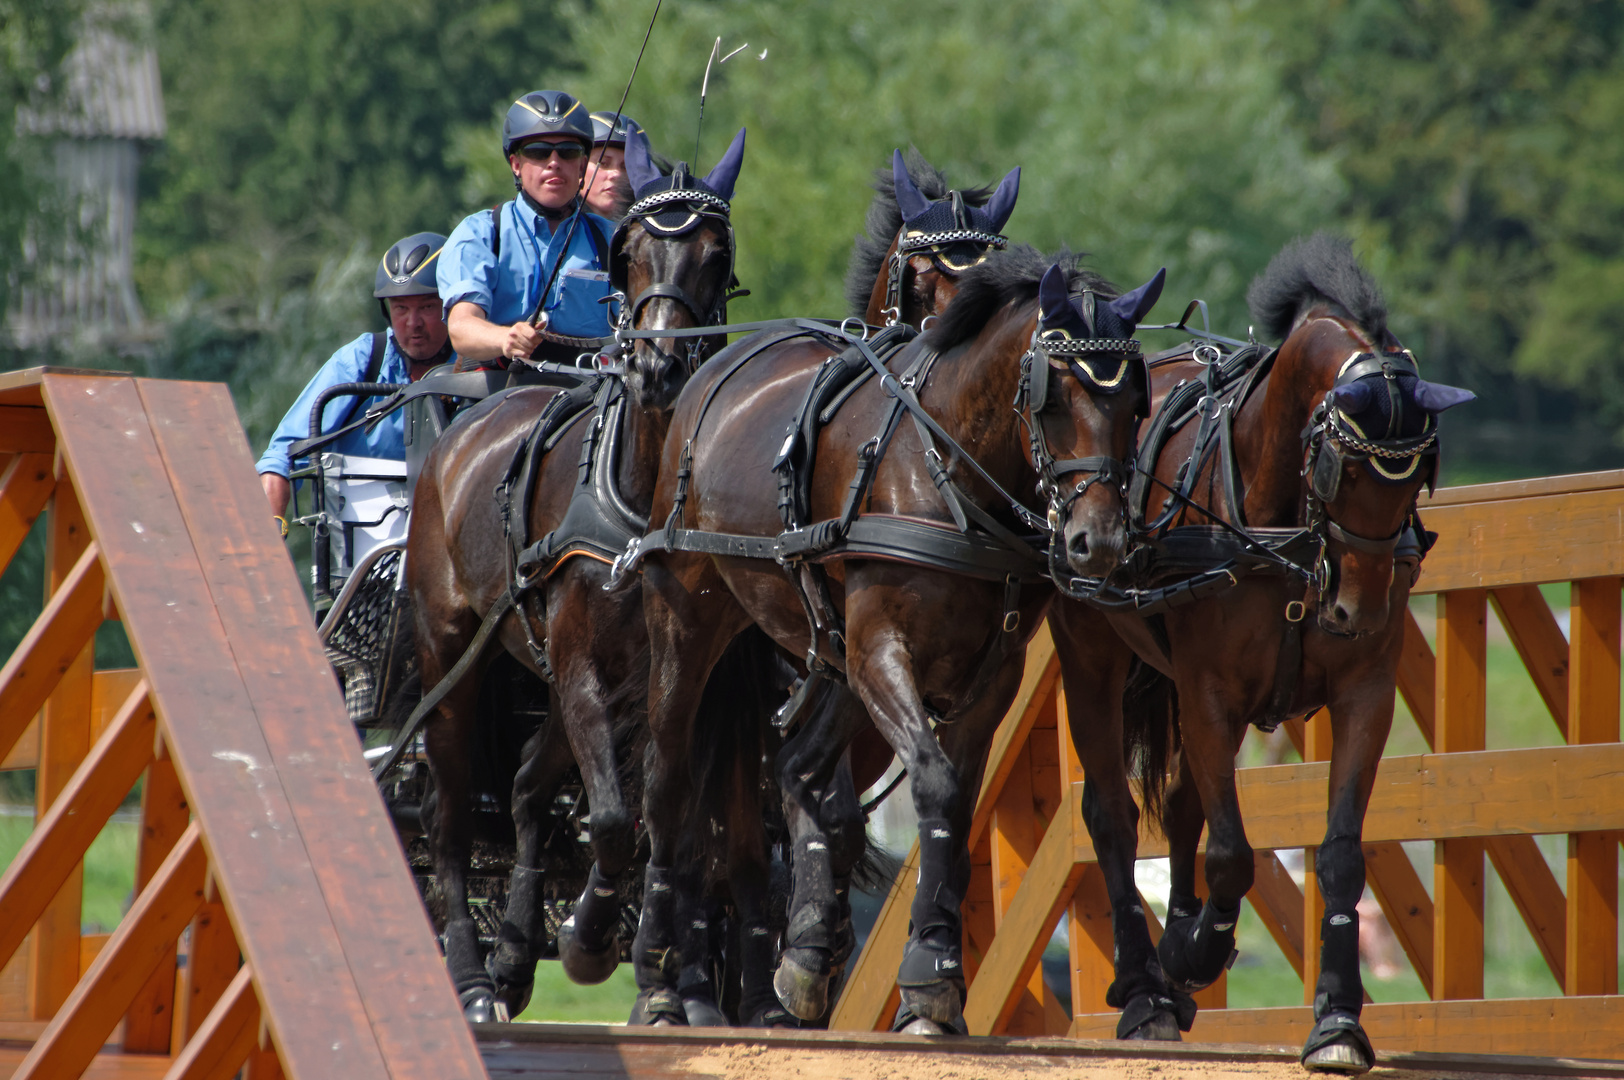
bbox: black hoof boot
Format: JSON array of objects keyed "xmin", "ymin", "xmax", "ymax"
[
  {"xmin": 774, "ymin": 897, "xmax": 836, "ymax": 1021},
  {"xmin": 486, "ymin": 945, "xmax": 535, "ymax": 1017},
  {"xmin": 560, "ymin": 865, "xmax": 621, "ymax": 984},
  {"xmin": 1158, "ymin": 898, "xmax": 1240, "ymax": 993},
  {"xmin": 1301, "ymin": 1011, "xmax": 1374, "ymax": 1074},
  {"xmin": 1115, "ymin": 990, "xmax": 1189, "ymax": 1041},
  {"xmin": 628, "ymin": 987, "xmax": 689, "ymax": 1027},
  {"xmin": 896, "ymin": 938, "xmax": 966, "ymax": 1028},
  {"xmin": 747, "ymin": 1004, "xmax": 799, "ymax": 1028},
  {"xmin": 558, "ymin": 917, "xmax": 619, "ymax": 985}
]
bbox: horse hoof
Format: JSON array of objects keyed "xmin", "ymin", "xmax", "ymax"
[
  {"xmin": 683, "ymin": 997, "xmax": 729, "ymax": 1027},
  {"xmin": 748, "ymin": 1006, "xmax": 798, "ymax": 1028},
  {"xmin": 558, "ymin": 920, "xmax": 619, "ymax": 985},
  {"xmin": 1304, "ymin": 1039, "xmax": 1373, "ymax": 1075},
  {"xmin": 898, "ymin": 980, "xmax": 964, "ymax": 1027},
  {"xmin": 1122, "ymin": 1012, "xmax": 1182, "ymax": 1041},
  {"xmin": 459, "ymin": 987, "xmax": 506, "ymax": 1024},
  {"xmin": 628, "ymin": 988, "xmax": 688, "ymax": 1027},
  {"xmin": 899, "ymin": 1016, "xmax": 949, "ymax": 1036},
  {"xmin": 487, "ymin": 954, "xmax": 535, "ymax": 1017},
  {"xmin": 773, "ymin": 952, "xmax": 831, "ymax": 1021}
]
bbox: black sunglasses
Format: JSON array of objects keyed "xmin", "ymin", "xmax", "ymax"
[{"xmin": 518, "ymin": 142, "xmax": 586, "ymax": 162}]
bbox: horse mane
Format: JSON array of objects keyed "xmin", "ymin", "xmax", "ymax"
[
  {"xmin": 843, "ymin": 147, "xmax": 995, "ymax": 317},
  {"xmin": 925, "ymin": 244, "xmax": 1115, "ymax": 351},
  {"xmin": 1245, "ymin": 232, "xmax": 1388, "ymax": 344}
]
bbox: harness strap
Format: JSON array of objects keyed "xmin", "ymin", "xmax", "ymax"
[{"xmin": 371, "ymin": 588, "xmax": 517, "ymax": 781}]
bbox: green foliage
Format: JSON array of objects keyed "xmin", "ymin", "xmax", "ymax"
[
  {"xmin": 1255, "ymin": 0, "xmax": 1624, "ymax": 455},
  {"xmin": 531, "ymin": 0, "xmax": 1340, "ymax": 324}
]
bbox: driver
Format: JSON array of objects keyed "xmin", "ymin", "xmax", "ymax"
[
  {"xmin": 256, "ymin": 232, "xmax": 452, "ymax": 523},
  {"xmin": 437, "ymin": 89, "xmax": 615, "ymax": 370}
]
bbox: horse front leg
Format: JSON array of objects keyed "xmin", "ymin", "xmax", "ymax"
[
  {"xmin": 1054, "ymin": 608, "xmax": 1187, "ymax": 1040},
  {"xmin": 545, "ymin": 576, "xmax": 645, "ymax": 986},
  {"xmin": 1154, "ymin": 748, "xmax": 1240, "ymax": 1021},
  {"xmin": 1301, "ymin": 679, "xmax": 1394, "ymax": 1075},
  {"xmin": 771, "ymin": 680, "xmax": 867, "ymax": 1021}
]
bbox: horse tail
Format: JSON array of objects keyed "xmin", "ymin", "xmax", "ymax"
[
  {"xmin": 1121, "ymin": 656, "xmax": 1179, "ymax": 834},
  {"xmin": 850, "ymin": 832, "xmax": 904, "ymax": 894}
]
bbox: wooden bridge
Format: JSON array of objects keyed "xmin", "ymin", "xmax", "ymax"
[{"xmin": 1, "ymin": 364, "xmax": 1621, "ymax": 1077}]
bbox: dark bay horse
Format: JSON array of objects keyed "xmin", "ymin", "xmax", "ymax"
[
  {"xmin": 633, "ymin": 245, "xmax": 1165, "ymax": 1034},
  {"xmin": 405, "ymin": 128, "xmax": 747, "ymax": 1022},
  {"xmin": 1051, "ymin": 234, "xmax": 1472, "ymax": 1065}
]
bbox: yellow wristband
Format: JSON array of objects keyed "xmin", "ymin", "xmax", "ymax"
[{"xmin": 273, "ymin": 515, "xmax": 290, "ymax": 539}]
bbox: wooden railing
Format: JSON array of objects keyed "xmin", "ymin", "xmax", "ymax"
[
  {"xmin": 833, "ymin": 469, "xmax": 1624, "ymax": 1060},
  {"xmin": 0, "ymin": 368, "xmax": 485, "ymax": 1078}
]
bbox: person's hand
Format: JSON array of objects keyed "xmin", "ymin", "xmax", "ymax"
[{"xmin": 503, "ymin": 321, "xmax": 545, "ymax": 360}]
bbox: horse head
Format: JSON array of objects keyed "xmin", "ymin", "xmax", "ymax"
[
  {"xmin": 862, "ymin": 150, "xmax": 1019, "ymax": 329},
  {"xmin": 1307, "ymin": 330, "xmax": 1473, "ymax": 634},
  {"xmin": 611, "ymin": 127, "xmax": 745, "ymax": 409},
  {"xmin": 1029, "ymin": 262, "xmax": 1163, "ymax": 578}
]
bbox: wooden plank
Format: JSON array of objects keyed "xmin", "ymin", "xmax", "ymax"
[
  {"xmin": 179, "ymin": 894, "xmax": 240, "ymax": 1049},
  {"xmin": 30, "ymin": 475, "xmax": 95, "ymax": 1021},
  {"xmin": 963, "ymin": 787, "xmax": 1079, "ymax": 1036},
  {"xmin": 1415, "ymin": 490, "xmax": 1624, "ymax": 593},
  {"xmin": 987, "ymin": 741, "xmax": 1047, "ymax": 1034},
  {"xmin": 162, "ymin": 965, "xmax": 258, "ymax": 1080},
  {"xmin": 1, "ymin": 669, "xmax": 145, "ymax": 772},
  {"xmin": 1490, "ymin": 585, "xmax": 1570, "ymax": 737},
  {"xmin": 124, "ymin": 750, "xmax": 191, "ymax": 1053},
  {"xmin": 1394, "ymin": 608, "xmax": 1436, "ymax": 744},
  {"xmin": 1299, "ymin": 711, "xmax": 1331, "ymax": 1003},
  {"xmin": 1485, "ymin": 835, "xmax": 1565, "ymax": 988},
  {"xmin": 0, "ymin": 406, "xmax": 55, "ymax": 454},
  {"xmin": 131, "ymin": 377, "xmax": 487, "ymax": 1079},
  {"xmin": 1075, "ymin": 995, "xmax": 1624, "ymax": 1061},
  {"xmin": 40, "ymin": 375, "xmax": 401, "ymax": 1080},
  {"xmin": 967, "ymin": 625, "xmax": 1058, "ymax": 853},
  {"xmin": 1420, "ymin": 467, "xmax": 1624, "ymax": 507},
  {"xmin": 0, "ymin": 680, "xmax": 153, "ymax": 972},
  {"xmin": 0, "ymin": 540, "xmax": 103, "ymax": 763},
  {"xmin": 0, "ymin": 452, "xmax": 54, "ymax": 575},
  {"xmin": 829, "ymin": 844, "xmax": 916, "ymax": 1030},
  {"xmin": 13, "ymin": 822, "xmax": 207, "ymax": 1080},
  {"xmin": 1434, "ymin": 590, "xmax": 1486, "ymax": 1000},
  {"xmin": 1565, "ymin": 577, "xmax": 1619, "ymax": 997},
  {"xmin": 1362, "ymin": 842, "xmax": 1434, "ymax": 994},
  {"xmin": 1247, "ymin": 852, "xmax": 1304, "ymax": 979}
]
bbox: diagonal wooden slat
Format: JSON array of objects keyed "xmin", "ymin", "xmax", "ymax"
[
  {"xmin": 13, "ymin": 822, "xmax": 207, "ymax": 1080},
  {"xmin": 0, "ymin": 540, "xmax": 103, "ymax": 760},
  {"xmin": 125, "ymin": 744, "xmax": 192, "ymax": 1053},
  {"xmin": 0, "ymin": 678, "xmax": 153, "ymax": 970},
  {"xmin": 1490, "ymin": 584, "xmax": 1570, "ymax": 737},
  {"xmin": 1246, "ymin": 851, "xmax": 1306, "ymax": 979},
  {"xmin": 0, "ymin": 452, "xmax": 55, "ymax": 572},
  {"xmin": 163, "ymin": 965, "xmax": 258, "ymax": 1080}
]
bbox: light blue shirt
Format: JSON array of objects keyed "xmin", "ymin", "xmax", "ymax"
[
  {"xmin": 256, "ymin": 330, "xmax": 413, "ymax": 478},
  {"xmin": 437, "ymin": 197, "xmax": 616, "ymax": 339}
]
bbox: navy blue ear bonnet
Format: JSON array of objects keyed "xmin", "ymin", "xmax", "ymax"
[
  {"xmin": 1030, "ymin": 265, "xmax": 1164, "ymax": 413},
  {"xmin": 893, "ymin": 150, "xmax": 1018, "ymax": 272},
  {"xmin": 1314, "ymin": 349, "xmax": 1475, "ymax": 487},
  {"xmin": 611, "ymin": 128, "xmax": 745, "ymax": 292}
]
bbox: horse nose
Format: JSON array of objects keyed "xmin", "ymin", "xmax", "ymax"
[{"xmin": 1068, "ymin": 530, "xmax": 1090, "ymax": 559}]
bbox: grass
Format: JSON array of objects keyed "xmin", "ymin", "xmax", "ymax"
[
  {"xmin": 0, "ymin": 813, "xmax": 139, "ymax": 935},
  {"xmin": 514, "ymin": 962, "xmax": 639, "ymax": 1023}
]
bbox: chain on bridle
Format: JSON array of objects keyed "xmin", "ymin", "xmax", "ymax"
[
  {"xmin": 1299, "ymin": 348, "xmax": 1438, "ymax": 596},
  {"xmin": 608, "ymin": 172, "xmax": 743, "ymax": 372},
  {"xmin": 881, "ymin": 190, "xmax": 1008, "ymax": 327},
  {"xmin": 1015, "ymin": 319, "xmax": 1149, "ymax": 585}
]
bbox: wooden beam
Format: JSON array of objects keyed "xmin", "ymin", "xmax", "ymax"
[
  {"xmin": 1565, "ymin": 577, "xmax": 1619, "ymax": 997},
  {"xmin": 1434, "ymin": 589, "xmax": 1486, "ymax": 1000},
  {"xmin": 13, "ymin": 822, "xmax": 207, "ymax": 1080},
  {"xmin": 1490, "ymin": 584, "xmax": 1570, "ymax": 738},
  {"xmin": 1415, "ymin": 487, "xmax": 1624, "ymax": 593},
  {"xmin": 963, "ymin": 788, "xmax": 1079, "ymax": 1036},
  {"xmin": 1246, "ymin": 852, "xmax": 1304, "ymax": 979},
  {"xmin": 162, "ymin": 965, "xmax": 258, "ymax": 1080},
  {"xmin": 987, "ymin": 740, "xmax": 1048, "ymax": 1035},
  {"xmin": 829, "ymin": 845, "xmax": 916, "ymax": 1030},
  {"xmin": 1361, "ymin": 842, "xmax": 1434, "ymax": 994},
  {"xmin": 0, "ymin": 452, "xmax": 54, "ymax": 574},
  {"xmin": 1394, "ymin": 608, "xmax": 1436, "ymax": 744},
  {"xmin": 1300, "ymin": 711, "xmax": 1331, "ymax": 1004},
  {"xmin": 0, "ymin": 668, "xmax": 144, "ymax": 772},
  {"xmin": 0, "ymin": 540, "xmax": 104, "ymax": 762},
  {"xmin": 0, "ymin": 679, "xmax": 153, "ymax": 972},
  {"xmin": 1076, "ymin": 994, "xmax": 1624, "ymax": 1060},
  {"xmin": 125, "ymin": 748, "xmax": 192, "ymax": 1052},
  {"xmin": 179, "ymin": 896, "xmax": 240, "ymax": 1049},
  {"xmin": 0, "ymin": 406, "xmax": 55, "ymax": 454},
  {"xmin": 1420, "ymin": 467, "xmax": 1624, "ymax": 506},
  {"xmin": 967, "ymin": 625, "xmax": 1059, "ymax": 852}
]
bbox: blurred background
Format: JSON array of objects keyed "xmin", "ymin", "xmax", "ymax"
[{"xmin": 2, "ymin": 0, "xmax": 1621, "ymax": 1020}]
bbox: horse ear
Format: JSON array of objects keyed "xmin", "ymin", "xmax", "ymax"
[
  {"xmin": 1330, "ymin": 380, "xmax": 1374, "ymax": 412},
  {"xmin": 701, "ymin": 127, "xmax": 746, "ymax": 200},
  {"xmin": 1106, "ymin": 267, "xmax": 1166, "ymax": 328},
  {"xmin": 893, "ymin": 149, "xmax": 932, "ymax": 224},
  {"xmin": 1037, "ymin": 265, "xmax": 1071, "ymax": 325},
  {"xmin": 624, "ymin": 129, "xmax": 660, "ymax": 196},
  {"xmin": 984, "ymin": 166, "xmax": 1020, "ymax": 232},
  {"xmin": 1413, "ymin": 380, "xmax": 1476, "ymax": 414}
]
